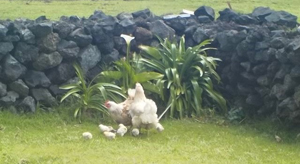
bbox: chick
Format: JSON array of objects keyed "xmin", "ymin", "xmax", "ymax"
[
  {"xmin": 131, "ymin": 128, "xmax": 139, "ymax": 137},
  {"xmin": 99, "ymin": 124, "xmax": 114, "ymax": 132},
  {"xmin": 82, "ymin": 132, "xmax": 93, "ymax": 140},
  {"xmin": 104, "ymin": 131, "xmax": 116, "ymax": 140},
  {"xmin": 116, "ymin": 124, "xmax": 127, "ymax": 137},
  {"xmin": 275, "ymin": 135, "xmax": 282, "ymax": 142},
  {"xmin": 156, "ymin": 123, "xmax": 164, "ymax": 132}
]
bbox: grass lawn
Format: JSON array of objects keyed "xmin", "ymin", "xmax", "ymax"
[
  {"xmin": 0, "ymin": 0, "xmax": 299, "ymax": 21},
  {"xmin": 1, "ymin": 108, "xmax": 300, "ymax": 164}
]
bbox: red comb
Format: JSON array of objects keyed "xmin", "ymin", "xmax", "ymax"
[{"xmin": 104, "ymin": 100, "xmax": 109, "ymax": 107}]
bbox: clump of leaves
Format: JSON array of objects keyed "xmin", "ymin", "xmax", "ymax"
[
  {"xmin": 100, "ymin": 54, "xmax": 163, "ymax": 94},
  {"xmin": 139, "ymin": 36, "xmax": 227, "ymax": 119},
  {"xmin": 227, "ymin": 107, "xmax": 245, "ymax": 123},
  {"xmin": 59, "ymin": 63, "xmax": 125, "ymax": 122},
  {"xmin": 100, "ymin": 34, "xmax": 163, "ymax": 94}
]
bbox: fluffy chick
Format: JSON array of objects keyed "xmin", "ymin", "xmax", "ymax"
[
  {"xmin": 104, "ymin": 131, "xmax": 116, "ymax": 140},
  {"xmin": 117, "ymin": 124, "xmax": 127, "ymax": 137},
  {"xmin": 275, "ymin": 135, "xmax": 282, "ymax": 142},
  {"xmin": 82, "ymin": 132, "xmax": 93, "ymax": 140},
  {"xmin": 156, "ymin": 123, "xmax": 164, "ymax": 132},
  {"xmin": 131, "ymin": 128, "xmax": 139, "ymax": 137},
  {"xmin": 99, "ymin": 124, "xmax": 114, "ymax": 132}
]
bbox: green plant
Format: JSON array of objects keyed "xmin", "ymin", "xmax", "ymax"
[
  {"xmin": 100, "ymin": 34, "xmax": 163, "ymax": 94},
  {"xmin": 59, "ymin": 62, "xmax": 125, "ymax": 121},
  {"xmin": 227, "ymin": 107, "xmax": 245, "ymax": 123},
  {"xmin": 139, "ymin": 36, "xmax": 227, "ymax": 119}
]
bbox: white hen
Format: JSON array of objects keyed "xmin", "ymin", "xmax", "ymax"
[
  {"xmin": 105, "ymin": 101, "xmax": 132, "ymax": 126},
  {"xmin": 129, "ymin": 83, "xmax": 162, "ymax": 131},
  {"xmin": 104, "ymin": 89, "xmax": 135, "ymax": 126}
]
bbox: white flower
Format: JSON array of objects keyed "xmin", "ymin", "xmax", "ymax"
[{"xmin": 120, "ymin": 34, "xmax": 135, "ymax": 45}]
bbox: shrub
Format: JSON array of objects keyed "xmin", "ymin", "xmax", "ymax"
[
  {"xmin": 139, "ymin": 36, "xmax": 227, "ymax": 119},
  {"xmin": 100, "ymin": 34, "xmax": 163, "ymax": 94},
  {"xmin": 59, "ymin": 62, "xmax": 125, "ymax": 122}
]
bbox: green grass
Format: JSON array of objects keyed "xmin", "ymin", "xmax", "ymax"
[
  {"xmin": 0, "ymin": 0, "xmax": 299, "ymax": 21},
  {"xmin": 1, "ymin": 108, "xmax": 300, "ymax": 164}
]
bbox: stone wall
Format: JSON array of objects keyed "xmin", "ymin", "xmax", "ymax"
[{"xmin": 0, "ymin": 6, "xmax": 299, "ymax": 123}]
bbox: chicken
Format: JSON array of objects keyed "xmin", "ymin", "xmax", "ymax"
[
  {"xmin": 116, "ymin": 124, "xmax": 127, "ymax": 136},
  {"xmin": 82, "ymin": 132, "xmax": 93, "ymax": 140},
  {"xmin": 104, "ymin": 101, "xmax": 132, "ymax": 126},
  {"xmin": 99, "ymin": 124, "xmax": 114, "ymax": 132},
  {"xmin": 156, "ymin": 123, "xmax": 164, "ymax": 132},
  {"xmin": 129, "ymin": 83, "xmax": 164, "ymax": 133},
  {"xmin": 131, "ymin": 128, "xmax": 139, "ymax": 137},
  {"xmin": 104, "ymin": 89, "xmax": 135, "ymax": 126},
  {"xmin": 104, "ymin": 131, "xmax": 116, "ymax": 140},
  {"xmin": 275, "ymin": 135, "xmax": 282, "ymax": 142},
  {"xmin": 123, "ymin": 88, "xmax": 135, "ymax": 109}
]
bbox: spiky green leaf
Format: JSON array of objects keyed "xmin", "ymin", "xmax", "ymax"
[{"xmin": 60, "ymin": 88, "xmax": 81, "ymax": 102}]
